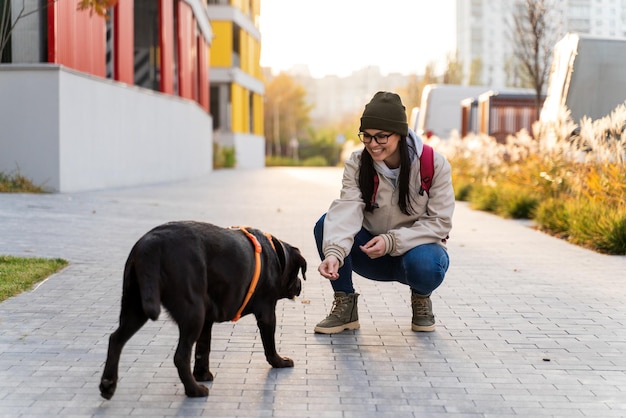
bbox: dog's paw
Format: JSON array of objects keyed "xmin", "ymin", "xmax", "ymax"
[
  {"xmin": 185, "ymin": 384, "xmax": 209, "ymax": 398},
  {"xmin": 99, "ymin": 379, "xmax": 117, "ymax": 400},
  {"xmin": 193, "ymin": 370, "xmax": 214, "ymax": 382},
  {"xmin": 269, "ymin": 356, "xmax": 294, "ymax": 368}
]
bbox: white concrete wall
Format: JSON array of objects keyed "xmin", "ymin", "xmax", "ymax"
[
  {"xmin": 0, "ymin": 64, "xmax": 213, "ymax": 192},
  {"xmin": 234, "ymin": 134, "xmax": 265, "ymax": 169}
]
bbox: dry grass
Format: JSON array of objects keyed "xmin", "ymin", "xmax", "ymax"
[
  {"xmin": 0, "ymin": 170, "xmax": 44, "ymax": 193},
  {"xmin": 442, "ymin": 102, "xmax": 626, "ymax": 255}
]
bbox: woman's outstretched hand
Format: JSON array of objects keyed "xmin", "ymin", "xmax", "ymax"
[{"xmin": 318, "ymin": 255, "xmax": 340, "ymax": 280}]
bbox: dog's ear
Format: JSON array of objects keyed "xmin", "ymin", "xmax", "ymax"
[
  {"xmin": 297, "ymin": 250, "xmax": 307, "ymax": 280},
  {"xmin": 270, "ymin": 235, "xmax": 286, "ymax": 271},
  {"xmin": 271, "ymin": 236, "xmax": 306, "ymax": 281}
]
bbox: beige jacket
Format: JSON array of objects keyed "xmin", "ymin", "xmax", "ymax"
[{"xmin": 322, "ymin": 132, "xmax": 454, "ymax": 266}]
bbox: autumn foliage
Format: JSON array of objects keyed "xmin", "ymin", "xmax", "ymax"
[{"xmin": 76, "ymin": 0, "xmax": 119, "ymax": 17}]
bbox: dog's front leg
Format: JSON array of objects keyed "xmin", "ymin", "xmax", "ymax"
[
  {"xmin": 257, "ymin": 312, "xmax": 294, "ymax": 368},
  {"xmin": 193, "ymin": 320, "xmax": 214, "ymax": 382}
]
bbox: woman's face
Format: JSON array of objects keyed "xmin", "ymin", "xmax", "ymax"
[{"xmin": 361, "ymin": 130, "xmax": 401, "ymax": 168}]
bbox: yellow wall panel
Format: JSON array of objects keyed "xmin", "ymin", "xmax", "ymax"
[
  {"xmin": 251, "ymin": 0, "xmax": 260, "ymax": 20},
  {"xmin": 252, "ymin": 37, "xmax": 261, "ymax": 78},
  {"xmin": 246, "ymin": 32, "xmax": 256, "ymax": 76},
  {"xmin": 253, "ymin": 93, "xmax": 264, "ymax": 135},
  {"xmin": 239, "ymin": 29, "xmax": 248, "ymax": 73},
  {"xmin": 237, "ymin": 31, "xmax": 260, "ymax": 78},
  {"xmin": 210, "ymin": 21, "xmax": 232, "ymax": 67},
  {"xmin": 231, "ymin": 84, "xmax": 251, "ymax": 134}
]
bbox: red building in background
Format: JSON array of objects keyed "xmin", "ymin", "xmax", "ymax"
[
  {"xmin": 42, "ymin": 0, "xmax": 211, "ymax": 111},
  {"xmin": 0, "ymin": 0, "xmax": 215, "ymax": 192}
]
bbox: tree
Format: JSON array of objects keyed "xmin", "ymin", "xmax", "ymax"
[
  {"xmin": 264, "ymin": 73, "xmax": 312, "ymax": 157},
  {"xmin": 77, "ymin": 0, "xmax": 118, "ymax": 17},
  {"xmin": 468, "ymin": 57, "xmax": 483, "ymax": 86},
  {"xmin": 442, "ymin": 50, "xmax": 463, "ymax": 85},
  {"xmin": 1, "ymin": 0, "xmax": 116, "ymax": 60},
  {"xmin": 510, "ymin": 0, "xmax": 559, "ymax": 120},
  {"xmin": 403, "ymin": 74, "xmax": 422, "ymax": 113},
  {"xmin": 416, "ymin": 62, "xmax": 440, "ymax": 104}
]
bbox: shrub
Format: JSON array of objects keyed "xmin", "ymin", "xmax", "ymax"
[
  {"xmin": 265, "ymin": 156, "xmax": 299, "ymax": 166},
  {"xmin": 442, "ymin": 101, "xmax": 626, "ymax": 255},
  {"xmin": 534, "ymin": 198, "xmax": 570, "ymax": 236},
  {"xmin": 469, "ymin": 184, "xmax": 499, "ymax": 213},
  {"xmin": 497, "ymin": 188, "xmax": 539, "ymax": 219},
  {"xmin": 454, "ymin": 181, "xmax": 473, "ymax": 201},
  {"xmin": 567, "ymin": 200, "xmax": 626, "ymax": 254},
  {"xmin": 301, "ymin": 156, "xmax": 328, "ymax": 166},
  {"xmin": 213, "ymin": 143, "xmax": 236, "ymax": 169}
]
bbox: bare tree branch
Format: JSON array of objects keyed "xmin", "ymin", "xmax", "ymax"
[
  {"xmin": 1, "ymin": 0, "xmax": 57, "ymax": 59},
  {"xmin": 1, "ymin": 0, "xmax": 116, "ymax": 60},
  {"xmin": 510, "ymin": 0, "xmax": 560, "ymax": 119}
]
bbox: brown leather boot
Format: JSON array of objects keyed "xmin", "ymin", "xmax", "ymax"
[
  {"xmin": 411, "ymin": 291, "xmax": 435, "ymax": 332},
  {"xmin": 314, "ymin": 292, "xmax": 360, "ymax": 334}
]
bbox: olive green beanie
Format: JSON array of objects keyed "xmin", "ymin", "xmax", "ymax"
[{"xmin": 359, "ymin": 91, "xmax": 409, "ymax": 137}]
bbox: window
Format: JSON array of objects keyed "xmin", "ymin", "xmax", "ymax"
[{"xmin": 134, "ymin": 0, "xmax": 160, "ymax": 91}]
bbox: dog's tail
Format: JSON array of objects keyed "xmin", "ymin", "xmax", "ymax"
[{"xmin": 126, "ymin": 253, "xmax": 161, "ymax": 321}]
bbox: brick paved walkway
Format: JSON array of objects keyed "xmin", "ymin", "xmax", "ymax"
[{"xmin": 1, "ymin": 167, "xmax": 625, "ymax": 417}]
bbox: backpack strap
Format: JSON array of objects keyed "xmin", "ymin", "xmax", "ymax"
[
  {"xmin": 419, "ymin": 143, "xmax": 434, "ymax": 196},
  {"xmin": 370, "ymin": 172, "xmax": 380, "ymax": 209}
]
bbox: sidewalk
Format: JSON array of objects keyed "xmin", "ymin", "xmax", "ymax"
[{"xmin": 1, "ymin": 167, "xmax": 625, "ymax": 418}]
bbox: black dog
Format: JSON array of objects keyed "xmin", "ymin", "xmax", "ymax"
[{"xmin": 100, "ymin": 221, "xmax": 307, "ymax": 399}]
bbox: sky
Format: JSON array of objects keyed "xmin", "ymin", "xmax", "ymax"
[{"xmin": 259, "ymin": 0, "xmax": 457, "ymax": 78}]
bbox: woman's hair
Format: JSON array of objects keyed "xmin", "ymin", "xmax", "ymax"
[{"xmin": 359, "ymin": 135, "xmax": 416, "ymax": 215}]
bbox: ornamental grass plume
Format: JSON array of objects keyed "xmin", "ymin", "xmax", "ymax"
[{"xmin": 444, "ymin": 101, "xmax": 626, "ymax": 254}]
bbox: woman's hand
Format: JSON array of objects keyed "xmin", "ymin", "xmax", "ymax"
[
  {"xmin": 359, "ymin": 236, "xmax": 386, "ymax": 259},
  {"xmin": 318, "ymin": 255, "xmax": 340, "ymax": 280}
]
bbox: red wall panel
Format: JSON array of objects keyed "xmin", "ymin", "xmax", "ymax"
[
  {"xmin": 114, "ymin": 0, "xmax": 134, "ymax": 84},
  {"xmin": 177, "ymin": 1, "xmax": 196, "ymax": 101},
  {"xmin": 46, "ymin": 0, "xmax": 210, "ymax": 113},
  {"xmin": 47, "ymin": 0, "xmax": 106, "ymax": 77},
  {"xmin": 197, "ymin": 36, "xmax": 209, "ymax": 112},
  {"xmin": 159, "ymin": 0, "xmax": 174, "ymax": 94}
]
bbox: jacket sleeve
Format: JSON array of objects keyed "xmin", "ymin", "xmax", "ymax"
[
  {"xmin": 385, "ymin": 153, "xmax": 455, "ymax": 256},
  {"xmin": 322, "ymin": 152, "xmax": 366, "ymax": 266}
]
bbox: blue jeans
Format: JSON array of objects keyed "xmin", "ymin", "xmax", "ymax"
[{"xmin": 314, "ymin": 214, "xmax": 449, "ymax": 295}]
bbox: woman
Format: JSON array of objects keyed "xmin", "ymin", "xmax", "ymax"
[{"xmin": 314, "ymin": 91, "xmax": 454, "ymax": 334}]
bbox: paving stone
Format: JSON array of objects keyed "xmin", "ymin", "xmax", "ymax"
[{"xmin": 1, "ymin": 167, "xmax": 625, "ymax": 417}]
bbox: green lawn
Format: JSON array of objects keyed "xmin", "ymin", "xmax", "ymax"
[{"xmin": 0, "ymin": 256, "xmax": 68, "ymax": 302}]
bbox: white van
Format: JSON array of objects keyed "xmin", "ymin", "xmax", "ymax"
[{"xmin": 417, "ymin": 84, "xmax": 490, "ymax": 139}]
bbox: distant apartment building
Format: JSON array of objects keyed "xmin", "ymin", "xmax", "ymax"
[
  {"xmin": 286, "ymin": 66, "xmax": 410, "ymax": 127},
  {"xmin": 456, "ymin": 0, "xmax": 626, "ymax": 88},
  {"xmin": 207, "ymin": 0, "xmax": 265, "ymax": 168}
]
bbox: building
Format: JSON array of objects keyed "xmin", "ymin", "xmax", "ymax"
[
  {"xmin": 1, "ymin": 0, "xmax": 214, "ymax": 192},
  {"xmin": 283, "ymin": 66, "xmax": 410, "ymax": 128},
  {"xmin": 206, "ymin": 0, "xmax": 264, "ymax": 169},
  {"xmin": 456, "ymin": 0, "xmax": 626, "ymax": 88}
]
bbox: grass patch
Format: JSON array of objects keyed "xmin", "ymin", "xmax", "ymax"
[
  {"xmin": 0, "ymin": 171, "xmax": 44, "ymax": 193},
  {"xmin": 265, "ymin": 155, "xmax": 330, "ymax": 167},
  {"xmin": 0, "ymin": 256, "xmax": 68, "ymax": 302}
]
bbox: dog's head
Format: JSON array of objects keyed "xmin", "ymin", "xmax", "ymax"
[{"xmin": 270, "ymin": 235, "xmax": 307, "ymax": 300}]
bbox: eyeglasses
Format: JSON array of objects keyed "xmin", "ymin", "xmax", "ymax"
[{"xmin": 358, "ymin": 132, "xmax": 394, "ymax": 145}]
